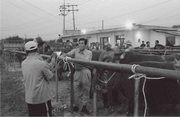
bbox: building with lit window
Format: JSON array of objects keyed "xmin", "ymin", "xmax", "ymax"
[{"xmin": 60, "ymin": 24, "xmax": 180, "ymax": 49}]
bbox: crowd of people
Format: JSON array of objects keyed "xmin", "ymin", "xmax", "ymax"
[{"xmin": 21, "ymin": 37, "xmax": 173, "ymax": 116}]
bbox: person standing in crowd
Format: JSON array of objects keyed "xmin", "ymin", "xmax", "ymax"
[
  {"xmin": 43, "ymin": 43, "xmax": 54, "ymax": 55},
  {"xmin": 22, "ymin": 41, "xmax": 57, "ymax": 116},
  {"xmin": 146, "ymin": 41, "xmax": 150, "ymax": 48},
  {"xmin": 61, "ymin": 38, "xmax": 92, "ymax": 115},
  {"xmin": 33, "ymin": 38, "xmax": 46, "ymax": 60},
  {"xmin": 125, "ymin": 40, "xmax": 133, "ymax": 50},
  {"xmin": 154, "ymin": 40, "xmax": 165, "ymax": 49},
  {"xmin": 33, "ymin": 38, "xmax": 45, "ymax": 54},
  {"xmin": 103, "ymin": 42, "xmax": 112, "ymax": 50},
  {"xmin": 140, "ymin": 41, "xmax": 146, "ymax": 48}
]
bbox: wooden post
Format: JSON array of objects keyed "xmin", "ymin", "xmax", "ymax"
[
  {"xmin": 13, "ymin": 52, "xmax": 15, "ymax": 70},
  {"xmin": 70, "ymin": 67, "xmax": 74, "ymax": 114},
  {"xmin": 93, "ymin": 68, "xmax": 97, "ymax": 116},
  {"xmin": 134, "ymin": 78, "xmax": 140, "ymax": 117},
  {"xmin": 4, "ymin": 51, "xmax": 7, "ymax": 70},
  {"xmin": 55, "ymin": 59, "xmax": 58, "ymax": 102}
]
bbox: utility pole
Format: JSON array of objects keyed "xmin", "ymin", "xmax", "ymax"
[
  {"xmin": 68, "ymin": 4, "xmax": 78, "ymax": 30},
  {"xmin": 59, "ymin": 1, "xmax": 78, "ymax": 35},
  {"xmin": 59, "ymin": 0, "xmax": 68, "ymax": 35},
  {"xmin": 102, "ymin": 20, "xmax": 104, "ymax": 30}
]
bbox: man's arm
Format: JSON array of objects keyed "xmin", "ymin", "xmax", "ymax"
[
  {"xmin": 65, "ymin": 48, "xmax": 76, "ymax": 58},
  {"xmin": 42, "ymin": 62, "xmax": 54, "ymax": 81}
]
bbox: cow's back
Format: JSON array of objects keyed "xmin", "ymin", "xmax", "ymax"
[{"xmin": 163, "ymin": 53, "xmax": 180, "ymax": 61}]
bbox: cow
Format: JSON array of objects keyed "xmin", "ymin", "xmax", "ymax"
[
  {"xmin": 97, "ymin": 50, "xmax": 180, "ymax": 116},
  {"xmin": 57, "ymin": 50, "xmax": 122, "ymax": 107}
]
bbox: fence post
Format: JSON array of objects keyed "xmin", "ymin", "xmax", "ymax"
[
  {"xmin": 134, "ymin": 78, "xmax": 140, "ymax": 117},
  {"xmin": 93, "ymin": 68, "xmax": 97, "ymax": 116},
  {"xmin": 4, "ymin": 51, "xmax": 7, "ymax": 70},
  {"xmin": 70, "ymin": 67, "xmax": 74, "ymax": 114},
  {"xmin": 55, "ymin": 59, "xmax": 59, "ymax": 102},
  {"xmin": 13, "ymin": 52, "xmax": 16, "ymax": 70}
]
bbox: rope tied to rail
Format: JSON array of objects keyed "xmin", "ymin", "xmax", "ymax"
[
  {"xmin": 63, "ymin": 57, "xmax": 73, "ymax": 77},
  {"xmin": 98, "ymin": 72, "xmax": 116, "ymax": 84},
  {"xmin": 129, "ymin": 64, "xmax": 165, "ymax": 117}
]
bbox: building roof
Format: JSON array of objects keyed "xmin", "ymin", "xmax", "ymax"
[{"xmin": 61, "ymin": 24, "xmax": 179, "ymax": 38}]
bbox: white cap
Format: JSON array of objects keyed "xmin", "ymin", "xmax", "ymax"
[{"xmin": 25, "ymin": 41, "xmax": 38, "ymax": 51}]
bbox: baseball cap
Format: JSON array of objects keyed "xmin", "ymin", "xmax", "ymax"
[{"xmin": 25, "ymin": 41, "xmax": 38, "ymax": 51}]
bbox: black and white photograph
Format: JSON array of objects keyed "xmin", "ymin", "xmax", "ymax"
[{"xmin": 1, "ymin": 0, "xmax": 180, "ymax": 116}]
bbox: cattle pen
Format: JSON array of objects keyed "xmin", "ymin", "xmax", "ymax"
[{"xmin": 2, "ymin": 49, "xmax": 180, "ymax": 116}]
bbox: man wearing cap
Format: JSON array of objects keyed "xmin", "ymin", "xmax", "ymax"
[{"xmin": 21, "ymin": 41, "xmax": 56, "ymax": 116}]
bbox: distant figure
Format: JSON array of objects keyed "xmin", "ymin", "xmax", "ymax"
[
  {"xmin": 92, "ymin": 42, "xmax": 100, "ymax": 51},
  {"xmin": 43, "ymin": 43, "xmax": 53, "ymax": 55},
  {"xmin": 154, "ymin": 40, "xmax": 165, "ymax": 49},
  {"xmin": 140, "ymin": 41, "xmax": 146, "ymax": 48},
  {"xmin": 125, "ymin": 40, "xmax": 133, "ymax": 50},
  {"xmin": 146, "ymin": 41, "xmax": 150, "ymax": 47},
  {"xmin": 103, "ymin": 42, "xmax": 112, "ymax": 51},
  {"xmin": 144, "ymin": 41, "xmax": 150, "ymax": 49}
]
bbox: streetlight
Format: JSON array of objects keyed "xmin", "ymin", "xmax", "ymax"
[
  {"xmin": 81, "ymin": 29, "xmax": 87, "ymax": 34},
  {"xmin": 126, "ymin": 22, "xmax": 133, "ymax": 30}
]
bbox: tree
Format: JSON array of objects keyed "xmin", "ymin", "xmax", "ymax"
[{"xmin": 172, "ymin": 24, "xmax": 180, "ymax": 28}]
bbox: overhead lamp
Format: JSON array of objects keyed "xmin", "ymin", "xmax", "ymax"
[{"xmin": 81, "ymin": 29, "xmax": 87, "ymax": 34}]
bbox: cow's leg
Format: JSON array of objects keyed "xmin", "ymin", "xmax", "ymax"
[
  {"xmin": 103, "ymin": 92, "xmax": 109, "ymax": 108},
  {"xmin": 111, "ymin": 87, "xmax": 121, "ymax": 105},
  {"xmin": 127, "ymin": 99, "xmax": 134, "ymax": 116},
  {"xmin": 147, "ymin": 101, "xmax": 158, "ymax": 116},
  {"xmin": 171, "ymin": 100, "xmax": 179, "ymax": 116}
]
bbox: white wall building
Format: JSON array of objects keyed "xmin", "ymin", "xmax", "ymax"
[{"xmin": 61, "ymin": 24, "xmax": 180, "ymax": 49}]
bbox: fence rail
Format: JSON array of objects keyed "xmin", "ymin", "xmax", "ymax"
[{"xmin": 59, "ymin": 57, "xmax": 180, "ymax": 80}]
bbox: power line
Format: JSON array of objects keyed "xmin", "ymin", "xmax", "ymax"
[
  {"xmin": 4, "ymin": 0, "xmax": 59, "ymax": 24},
  {"xmin": 21, "ymin": 0, "xmax": 61, "ymax": 20},
  {"xmin": 76, "ymin": 0, "xmax": 173, "ymax": 27}
]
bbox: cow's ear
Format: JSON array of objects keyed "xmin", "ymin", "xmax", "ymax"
[
  {"xmin": 173, "ymin": 58, "xmax": 180, "ymax": 67},
  {"xmin": 120, "ymin": 52, "xmax": 126, "ymax": 59},
  {"xmin": 173, "ymin": 58, "xmax": 178, "ymax": 64}
]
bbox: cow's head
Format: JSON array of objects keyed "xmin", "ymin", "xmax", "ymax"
[
  {"xmin": 96, "ymin": 50, "xmax": 122, "ymax": 93},
  {"xmin": 118, "ymin": 49, "xmax": 136, "ymax": 64}
]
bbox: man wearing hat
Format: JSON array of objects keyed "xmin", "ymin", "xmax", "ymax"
[
  {"xmin": 21, "ymin": 41, "xmax": 56, "ymax": 116},
  {"xmin": 125, "ymin": 40, "xmax": 133, "ymax": 50}
]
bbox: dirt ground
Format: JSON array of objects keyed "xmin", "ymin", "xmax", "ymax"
[
  {"xmin": 0, "ymin": 65, "xmax": 127, "ymax": 116},
  {"xmin": 1, "ymin": 58, "xmax": 180, "ymax": 116}
]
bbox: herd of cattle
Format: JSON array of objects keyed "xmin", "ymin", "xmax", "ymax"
[
  {"xmin": 4, "ymin": 48, "xmax": 180, "ymax": 116},
  {"xmin": 57, "ymin": 49, "xmax": 180, "ymax": 116}
]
